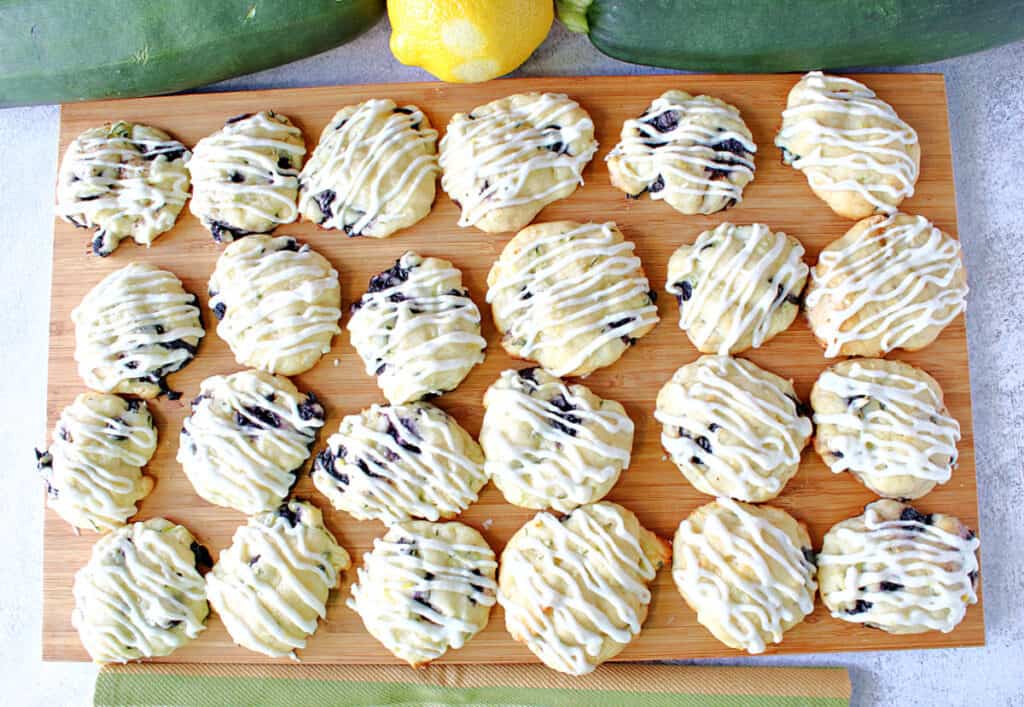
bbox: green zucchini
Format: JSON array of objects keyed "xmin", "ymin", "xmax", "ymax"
[
  {"xmin": 558, "ymin": 0, "xmax": 1024, "ymax": 72},
  {"xmin": 0, "ymin": 0, "xmax": 385, "ymax": 107}
]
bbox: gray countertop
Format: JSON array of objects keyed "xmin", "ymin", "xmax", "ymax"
[{"xmin": 1, "ymin": 19, "xmax": 1021, "ymax": 706}]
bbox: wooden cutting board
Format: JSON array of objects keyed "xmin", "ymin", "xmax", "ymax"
[{"xmin": 43, "ymin": 73, "xmax": 982, "ymax": 663}]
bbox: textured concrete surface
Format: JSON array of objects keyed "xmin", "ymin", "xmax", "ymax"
[{"xmin": 1, "ymin": 18, "xmax": 1021, "ymax": 706}]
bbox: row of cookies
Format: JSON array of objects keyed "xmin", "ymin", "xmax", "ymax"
[
  {"xmin": 58, "ymin": 71, "xmax": 920, "ymax": 259},
  {"xmin": 66, "ymin": 484, "xmax": 980, "ymax": 670}
]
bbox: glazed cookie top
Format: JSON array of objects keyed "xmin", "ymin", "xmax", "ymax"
[
  {"xmin": 480, "ymin": 367, "xmax": 634, "ymax": 512},
  {"xmin": 37, "ymin": 393, "xmax": 156, "ymax": 533},
  {"xmin": 57, "ymin": 121, "xmax": 191, "ymax": 256},
  {"xmin": 440, "ymin": 92, "xmax": 598, "ymax": 233},
  {"xmin": 178, "ymin": 370, "xmax": 325, "ymax": 514},
  {"xmin": 486, "ymin": 221, "xmax": 659, "ymax": 377},
  {"xmin": 348, "ymin": 521, "xmax": 497, "ymax": 667},
  {"xmin": 666, "ymin": 223, "xmax": 808, "ymax": 354},
  {"xmin": 655, "ymin": 356, "xmax": 812, "ymax": 502},
  {"xmin": 188, "ymin": 111, "xmax": 306, "ymax": 242},
  {"xmin": 776, "ymin": 71, "xmax": 920, "ymax": 219},
  {"xmin": 72, "ymin": 263, "xmax": 205, "ymax": 399},
  {"xmin": 313, "ymin": 402, "xmax": 487, "ymax": 524},
  {"xmin": 347, "ymin": 252, "xmax": 486, "ymax": 404},
  {"xmin": 805, "ymin": 213, "xmax": 968, "ymax": 358},
  {"xmin": 812, "ymin": 359, "xmax": 960, "ymax": 500},
  {"xmin": 72, "ymin": 518, "xmax": 208, "ymax": 663},
  {"xmin": 498, "ymin": 501, "xmax": 670, "ymax": 676},
  {"xmin": 672, "ymin": 498, "xmax": 817, "ymax": 654},
  {"xmin": 206, "ymin": 500, "xmax": 350, "ymax": 659},
  {"xmin": 208, "ymin": 235, "xmax": 342, "ymax": 375},
  {"xmin": 298, "ymin": 99, "xmax": 439, "ymax": 238},
  {"xmin": 817, "ymin": 500, "xmax": 979, "ymax": 634},
  {"xmin": 607, "ymin": 91, "xmax": 756, "ymax": 215}
]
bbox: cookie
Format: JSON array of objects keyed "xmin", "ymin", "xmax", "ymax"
[
  {"xmin": 486, "ymin": 221, "xmax": 659, "ymax": 376},
  {"xmin": 57, "ymin": 121, "xmax": 191, "ymax": 256},
  {"xmin": 655, "ymin": 356, "xmax": 811, "ymax": 502},
  {"xmin": 440, "ymin": 93, "xmax": 598, "ymax": 233},
  {"xmin": 208, "ymin": 235, "xmax": 341, "ymax": 375},
  {"xmin": 178, "ymin": 370, "xmax": 326, "ymax": 514},
  {"xmin": 498, "ymin": 501, "xmax": 670, "ymax": 675},
  {"xmin": 817, "ymin": 500, "xmax": 979, "ymax": 634},
  {"xmin": 666, "ymin": 223, "xmax": 808, "ymax": 354},
  {"xmin": 348, "ymin": 521, "xmax": 497, "ymax": 667},
  {"xmin": 72, "ymin": 263, "xmax": 205, "ymax": 399},
  {"xmin": 348, "ymin": 252, "xmax": 486, "ymax": 404},
  {"xmin": 812, "ymin": 359, "xmax": 960, "ymax": 499},
  {"xmin": 298, "ymin": 99, "xmax": 439, "ymax": 238},
  {"xmin": 480, "ymin": 367, "xmax": 634, "ymax": 512},
  {"xmin": 805, "ymin": 212, "xmax": 968, "ymax": 358},
  {"xmin": 607, "ymin": 91, "xmax": 756, "ymax": 215},
  {"xmin": 188, "ymin": 111, "xmax": 306, "ymax": 242},
  {"xmin": 672, "ymin": 498, "xmax": 817, "ymax": 654},
  {"xmin": 206, "ymin": 500, "xmax": 350, "ymax": 658},
  {"xmin": 72, "ymin": 518, "xmax": 208, "ymax": 663},
  {"xmin": 313, "ymin": 402, "xmax": 486, "ymax": 524},
  {"xmin": 776, "ymin": 72, "xmax": 920, "ymax": 219},
  {"xmin": 37, "ymin": 393, "xmax": 156, "ymax": 533}
]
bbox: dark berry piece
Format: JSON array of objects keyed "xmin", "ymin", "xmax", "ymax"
[
  {"xmin": 368, "ymin": 259, "xmax": 412, "ymax": 293},
  {"xmin": 900, "ymin": 507, "xmax": 933, "ymax": 527},
  {"xmin": 802, "ymin": 547, "xmax": 817, "ymax": 565},
  {"xmin": 648, "ymin": 174, "xmax": 665, "ymax": 193},
  {"xmin": 276, "ymin": 503, "xmax": 301, "ymax": 527},
  {"xmin": 277, "ymin": 156, "xmax": 292, "ymax": 170},
  {"xmin": 229, "ymin": 171, "xmax": 244, "ymax": 183},
  {"xmin": 235, "ymin": 406, "xmax": 281, "ymax": 429},
  {"xmin": 212, "ymin": 302, "xmax": 227, "ymax": 320},
  {"xmin": 209, "ymin": 220, "xmax": 252, "ymax": 243},
  {"xmin": 517, "ymin": 367, "xmax": 539, "ymax": 385},
  {"xmin": 190, "ymin": 541, "xmax": 213, "ymax": 573},
  {"xmin": 879, "ymin": 581, "xmax": 904, "ymax": 592},
  {"xmin": 846, "ymin": 599, "xmax": 873, "ymax": 615},
  {"xmin": 297, "ymin": 393, "xmax": 324, "ymax": 422},
  {"xmin": 675, "ymin": 280, "xmax": 693, "ymax": 303},
  {"xmin": 711, "ymin": 138, "xmax": 748, "ymax": 157},
  {"xmin": 313, "ymin": 190, "xmax": 336, "ymax": 222},
  {"xmin": 646, "ymin": 110, "xmax": 680, "ymax": 133},
  {"xmin": 696, "ymin": 435, "xmax": 713, "ymax": 454}
]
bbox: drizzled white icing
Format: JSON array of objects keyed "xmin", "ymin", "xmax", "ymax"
[
  {"xmin": 608, "ymin": 92, "xmax": 756, "ymax": 212},
  {"xmin": 487, "ymin": 221, "xmax": 659, "ymax": 377},
  {"xmin": 666, "ymin": 223, "xmax": 808, "ymax": 354},
  {"xmin": 814, "ymin": 361, "xmax": 960, "ymax": 489},
  {"xmin": 178, "ymin": 370, "xmax": 323, "ymax": 514},
  {"xmin": 313, "ymin": 403, "xmax": 487, "ymax": 523},
  {"xmin": 40, "ymin": 394, "xmax": 156, "ymax": 532},
  {"xmin": 818, "ymin": 501, "xmax": 979, "ymax": 633},
  {"xmin": 206, "ymin": 502, "xmax": 350, "ymax": 659},
  {"xmin": 348, "ymin": 522, "xmax": 497, "ymax": 666},
  {"xmin": 498, "ymin": 502, "xmax": 663, "ymax": 675},
  {"xmin": 806, "ymin": 213, "xmax": 968, "ymax": 358},
  {"xmin": 189, "ymin": 111, "xmax": 306, "ymax": 238},
  {"xmin": 72, "ymin": 263, "xmax": 205, "ymax": 396},
  {"xmin": 655, "ymin": 356, "xmax": 811, "ymax": 502},
  {"xmin": 72, "ymin": 519, "xmax": 208, "ymax": 663},
  {"xmin": 777, "ymin": 71, "xmax": 919, "ymax": 213},
  {"xmin": 672, "ymin": 498, "xmax": 816, "ymax": 654},
  {"xmin": 57, "ymin": 121, "xmax": 191, "ymax": 255},
  {"xmin": 481, "ymin": 368, "xmax": 634, "ymax": 512},
  {"xmin": 209, "ymin": 235, "xmax": 341, "ymax": 375},
  {"xmin": 440, "ymin": 93, "xmax": 597, "ymax": 230},
  {"xmin": 347, "ymin": 252, "xmax": 486, "ymax": 404},
  {"xmin": 299, "ymin": 99, "xmax": 439, "ymax": 237}
]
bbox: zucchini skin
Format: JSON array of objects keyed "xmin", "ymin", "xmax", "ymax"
[
  {"xmin": 0, "ymin": 0, "xmax": 385, "ymax": 107},
  {"xmin": 562, "ymin": 0, "xmax": 1024, "ymax": 72}
]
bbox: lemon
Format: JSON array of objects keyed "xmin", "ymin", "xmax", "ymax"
[{"xmin": 388, "ymin": 0, "xmax": 553, "ymax": 83}]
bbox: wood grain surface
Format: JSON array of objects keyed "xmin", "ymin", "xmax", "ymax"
[{"xmin": 43, "ymin": 73, "xmax": 982, "ymax": 664}]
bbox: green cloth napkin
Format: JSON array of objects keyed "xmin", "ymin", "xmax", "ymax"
[{"xmin": 95, "ymin": 663, "xmax": 851, "ymax": 706}]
